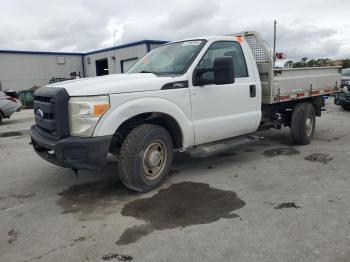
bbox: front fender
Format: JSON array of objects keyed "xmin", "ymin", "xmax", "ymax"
[{"xmin": 93, "ymin": 94, "xmax": 194, "ymax": 148}]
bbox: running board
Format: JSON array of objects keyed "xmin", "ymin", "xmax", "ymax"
[{"xmin": 188, "ymin": 135, "xmax": 259, "ymax": 158}]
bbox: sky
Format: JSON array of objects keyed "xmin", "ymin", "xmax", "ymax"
[{"xmin": 0, "ymin": 0, "xmax": 349, "ymax": 60}]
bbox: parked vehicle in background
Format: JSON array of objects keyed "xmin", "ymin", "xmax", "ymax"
[
  {"xmin": 341, "ymin": 68, "xmax": 350, "ymax": 88},
  {"xmin": 30, "ymin": 32, "xmax": 341, "ymax": 192},
  {"xmin": 0, "ymin": 91, "xmax": 22, "ymax": 123},
  {"xmin": 4, "ymin": 90, "xmax": 22, "ymax": 108},
  {"xmin": 334, "ymin": 68, "xmax": 350, "ymax": 110}
]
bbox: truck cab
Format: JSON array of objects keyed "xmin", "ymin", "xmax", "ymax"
[{"xmin": 31, "ymin": 32, "xmax": 341, "ymax": 192}]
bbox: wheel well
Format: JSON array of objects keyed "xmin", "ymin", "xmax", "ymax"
[
  {"xmin": 260, "ymin": 97, "xmax": 323, "ymax": 129},
  {"xmin": 110, "ymin": 112, "xmax": 183, "ymax": 153}
]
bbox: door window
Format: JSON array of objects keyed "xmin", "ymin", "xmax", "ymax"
[{"xmin": 196, "ymin": 41, "xmax": 248, "ymax": 83}]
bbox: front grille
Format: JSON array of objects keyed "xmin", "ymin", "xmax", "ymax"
[
  {"xmin": 33, "ymin": 87, "xmax": 70, "ymax": 140},
  {"xmin": 34, "ymin": 96, "xmax": 52, "ymax": 103}
]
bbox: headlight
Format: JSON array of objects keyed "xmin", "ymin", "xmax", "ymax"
[{"xmin": 69, "ymin": 95, "xmax": 110, "ymax": 137}]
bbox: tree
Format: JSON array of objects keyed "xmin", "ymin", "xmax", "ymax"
[
  {"xmin": 315, "ymin": 58, "xmax": 333, "ymax": 67},
  {"xmin": 284, "ymin": 60, "xmax": 294, "ymax": 68},
  {"xmin": 306, "ymin": 59, "xmax": 317, "ymax": 67},
  {"xmin": 290, "ymin": 57, "xmax": 334, "ymax": 68},
  {"xmin": 342, "ymin": 59, "xmax": 350, "ymax": 69},
  {"xmin": 292, "ymin": 58, "xmax": 306, "ymax": 68},
  {"xmin": 301, "ymin": 57, "xmax": 308, "ymax": 63}
]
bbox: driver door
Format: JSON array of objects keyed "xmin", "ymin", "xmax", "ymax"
[{"xmin": 189, "ymin": 41, "xmax": 260, "ymax": 145}]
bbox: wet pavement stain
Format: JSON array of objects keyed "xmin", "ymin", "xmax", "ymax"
[
  {"xmin": 169, "ymin": 169, "xmax": 180, "ymax": 175},
  {"xmin": 0, "ymin": 130, "xmax": 29, "ymax": 138},
  {"xmin": 102, "ymin": 253, "xmax": 133, "ymax": 261},
  {"xmin": 73, "ymin": 236, "xmax": 88, "ymax": 242},
  {"xmin": 57, "ymin": 178, "xmax": 134, "ymax": 220},
  {"xmin": 0, "ymin": 192, "xmax": 35, "ymax": 202},
  {"xmin": 216, "ymin": 151, "xmax": 237, "ymax": 158},
  {"xmin": 8, "ymin": 229, "xmax": 19, "ymax": 244},
  {"xmin": 263, "ymin": 147, "xmax": 300, "ymax": 157},
  {"xmin": 304, "ymin": 153, "xmax": 333, "ymax": 164},
  {"xmin": 274, "ymin": 202, "xmax": 301, "ymax": 209},
  {"xmin": 116, "ymin": 181, "xmax": 245, "ymax": 245}
]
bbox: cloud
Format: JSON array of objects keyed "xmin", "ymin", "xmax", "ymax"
[
  {"xmin": 0, "ymin": 0, "xmax": 349, "ymax": 59},
  {"xmin": 165, "ymin": 0, "xmax": 220, "ymax": 29}
]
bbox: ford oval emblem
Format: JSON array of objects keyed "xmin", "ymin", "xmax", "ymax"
[{"xmin": 35, "ymin": 108, "xmax": 44, "ymax": 121}]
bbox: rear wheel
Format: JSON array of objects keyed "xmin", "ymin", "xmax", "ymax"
[
  {"xmin": 0, "ymin": 112, "xmax": 3, "ymax": 123},
  {"xmin": 118, "ymin": 124, "xmax": 173, "ymax": 192},
  {"xmin": 290, "ymin": 102, "xmax": 316, "ymax": 145}
]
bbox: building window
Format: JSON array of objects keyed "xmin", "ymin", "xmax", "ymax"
[{"xmin": 121, "ymin": 57, "xmax": 139, "ymax": 73}]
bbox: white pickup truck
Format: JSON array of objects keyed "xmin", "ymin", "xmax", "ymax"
[{"xmin": 30, "ymin": 32, "xmax": 341, "ymax": 192}]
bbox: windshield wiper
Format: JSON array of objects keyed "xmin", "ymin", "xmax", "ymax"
[{"xmin": 139, "ymin": 70, "xmax": 157, "ymax": 74}]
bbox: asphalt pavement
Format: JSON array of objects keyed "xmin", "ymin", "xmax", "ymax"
[{"xmin": 0, "ymin": 99, "xmax": 349, "ymax": 262}]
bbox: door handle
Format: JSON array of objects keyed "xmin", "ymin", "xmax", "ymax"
[{"xmin": 250, "ymin": 85, "xmax": 256, "ymax": 97}]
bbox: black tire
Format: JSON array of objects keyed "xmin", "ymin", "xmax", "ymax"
[
  {"xmin": 0, "ymin": 112, "xmax": 3, "ymax": 124},
  {"xmin": 343, "ymin": 105, "xmax": 350, "ymax": 111},
  {"xmin": 118, "ymin": 124, "xmax": 173, "ymax": 192},
  {"xmin": 290, "ymin": 102, "xmax": 316, "ymax": 145}
]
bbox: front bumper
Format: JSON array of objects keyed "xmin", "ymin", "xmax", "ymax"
[{"xmin": 30, "ymin": 125, "xmax": 112, "ymax": 170}]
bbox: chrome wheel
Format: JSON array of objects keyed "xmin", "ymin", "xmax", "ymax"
[
  {"xmin": 305, "ymin": 114, "xmax": 314, "ymax": 136},
  {"xmin": 142, "ymin": 140, "xmax": 167, "ymax": 180}
]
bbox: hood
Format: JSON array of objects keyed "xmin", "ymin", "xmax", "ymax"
[{"xmin": 47, "ymin": 73, "xmax": 174, "ymax": 96}]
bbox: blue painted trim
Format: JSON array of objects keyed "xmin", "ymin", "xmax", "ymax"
[
  {"xmin": 0, "ymin": 40, "xmax": 167, "ymax": 56},
  {"xmin": 0, "ymin": 50, "xmax": 83, "ymax": 56},
  {"xmin": 84, "ymin": 40, "xmax": 167, "ymax": 55}
]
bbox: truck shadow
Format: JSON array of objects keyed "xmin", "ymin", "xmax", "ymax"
[
  {"xmin": 87, "ymin": 128, "xmax": 296, "ymax": 179},
  {"xmin": 55, "ymin": 129, "xmax": 299, "ymax": 221}
]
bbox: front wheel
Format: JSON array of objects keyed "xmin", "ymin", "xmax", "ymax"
[
  {"xmin": 118, "ymin": 124, "xmax": 173, "ymax": 192},
  {"xmin": 290, "ymin": 102, "xmax": 316, "ymax": 145}
]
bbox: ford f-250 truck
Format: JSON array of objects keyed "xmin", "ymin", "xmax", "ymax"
[{"xmin": 30, "ymin": 32, "xmax": 341, "ymax": 192}]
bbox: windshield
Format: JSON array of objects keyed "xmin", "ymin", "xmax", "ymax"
[
  {"xmin": 342, "ymin": 69, "xmax": 350, "ymax": 77},
  {"xmin": 127, "ymin": 40, "xmax": 206, "ymax": 75}
]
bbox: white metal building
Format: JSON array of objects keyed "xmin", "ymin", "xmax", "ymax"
[{"xmin": 0, "ymin": 40, "xmax": 166, "ymax": 91}]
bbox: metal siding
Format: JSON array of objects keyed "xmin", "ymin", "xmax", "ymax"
[
  {"xmin": 149, "ymin": 43, "xmax": 164, "ymax": 50},
  {"xmin": 0, "ymin": 53, "xmax": 83, "ymax": 91},
  {"xmin": 83, "ymin": 44, "xmax": 148, "ymax": 76},
  {"xmin": 0, "ymin": 41, "xmax": 164, "ymax": 91}
]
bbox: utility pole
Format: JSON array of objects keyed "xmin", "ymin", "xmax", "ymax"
[{"xmin": 273, "ymin": 20, "xmax": 277, "ymax": 68}]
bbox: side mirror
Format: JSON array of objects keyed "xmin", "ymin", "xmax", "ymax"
[
  {"xmin": 192, "ymin": 56, "xmax": 235, "ymax": 86},
  {"xmin": 213, "ymin": 56, "xmax": 235, "ymax": 85},
  {"xmin": 193, "ymin": 68, "xmax": 208, "ymax": 86}
]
